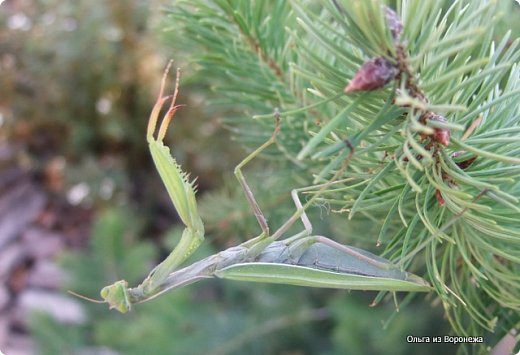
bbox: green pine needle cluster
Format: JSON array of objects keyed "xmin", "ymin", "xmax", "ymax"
[{"xmin": 165, "ymin": 0, "xmax": 520, "ymax": 345}]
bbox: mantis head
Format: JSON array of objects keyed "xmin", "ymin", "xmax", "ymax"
[{"xmin": 100, "ymin": 280, "xmax": 132, "ymax": 313}]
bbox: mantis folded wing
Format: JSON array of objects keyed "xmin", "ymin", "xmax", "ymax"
[
  {"xmin": 218, "ymin": 240, "xmax": 430, "ymax": 292},
  {"xmin": 99, "ymin": 62, "xmax": 431, "ymax": 313}
]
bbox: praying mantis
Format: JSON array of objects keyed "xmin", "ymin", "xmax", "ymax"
[{"xmin": 98, "ymin": 62, "xmax": 431, "ymax": 313}]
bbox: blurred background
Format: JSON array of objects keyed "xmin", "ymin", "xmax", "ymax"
[{"xmin": 1, "ymin": 1, "xmax": 519, "ymax": 354}]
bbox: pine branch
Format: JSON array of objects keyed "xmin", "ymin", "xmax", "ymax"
[{"xmin": 165, "ymin": 0, "xmax": 520, "ymax": 347}]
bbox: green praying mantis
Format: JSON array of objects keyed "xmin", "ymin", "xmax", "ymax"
[{"xmin": 97, "ymin": 62, "xmax": 431, "ymax": 313}]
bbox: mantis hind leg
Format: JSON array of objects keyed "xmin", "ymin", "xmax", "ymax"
[
  {"xmin": 239, "ymin": 116, "xmax": 356, "ymax": 259},
  {"xmin": 270, "ymin": 139, "xmax": 355, "ymax": 242}
]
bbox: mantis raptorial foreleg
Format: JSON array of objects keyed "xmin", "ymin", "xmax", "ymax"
[
  {"xmin": 100, "ymin": 62, "xmax": 205, "ymax": 312},
  {"xmin": 142, "ymin": 62, "xmax": 205, "ymax": 294}
]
